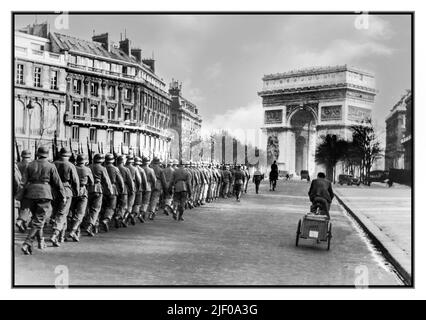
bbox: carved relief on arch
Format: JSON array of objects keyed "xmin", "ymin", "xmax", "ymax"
[{"xmin": 267, "ymin": 130, "xmax": 280, "ymax": 165}]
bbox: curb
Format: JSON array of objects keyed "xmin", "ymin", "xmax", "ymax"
[{"xmin": 334, "ymin": 193, "xmax": 412, "ymax": 286}]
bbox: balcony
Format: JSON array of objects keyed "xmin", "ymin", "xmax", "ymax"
[{"xmin": 15, "ymin": 47, "xmax": 66, "ymax": 65}]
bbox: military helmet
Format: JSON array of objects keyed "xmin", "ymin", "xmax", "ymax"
[
  {"xmin": 152, "ymin": 157, "xmax": 161, "ymax": 165},
  {"xmin": 105, "ymin": 153, "xmax": 115, "ymax": 162},
  {"xmin": 93, "ymin": 153, "xmax": 105, "ymax": 163},
  {"xmin": 116, "ymin": 155, "xmax": 125, "ymax": 163},
  {"xmin": 59, "ymin": 147, "xmax": 71, "ymax": 158},
  {"xmin": 37, "ymin": 146, "xmax": 49, "ymax": 158},
  {"xmin": 134, "ymin": 156, "xmax": 142, "ymax": 165},
  {"xmin": 76, "ymin": 154, "xmax": 87, "ymax": 164},
  {"xmin": 126, "ymin": 155, "xmax": 134, "ymax": 164},
  {"xmin": 21, "ymin": 150, "xmax": 32, "ymax": 159},
  {"xmin": 142, "ymin": 156, "xmax": 150, "ymax": 164}
]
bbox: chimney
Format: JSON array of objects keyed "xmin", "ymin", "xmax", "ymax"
[
  {"xmin": 131, "ymin": 48, "xmax": 142, "ymax": 62},
  {"xmin": 92, "ymin": 33, "xmax": 110, "ymax": 51},
  {"xmin": 169, "ymin": 79, "xmax": 182, "ymax": 96},
  {"xmin": 20, "ymin": 22, "xmax": 48, "ymax": 38},
  {"xmin": 119, "ymin": 38, "xmax": 131, "ymax": 56},
  {"xmin": 143, "ymin": 58, "xmax": 155, "ymax": 73}
]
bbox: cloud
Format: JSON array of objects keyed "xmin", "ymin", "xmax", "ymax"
[
  {"xmin": 204, "ymin": 61, "xmax": 223, "ymax": 79},
  {"xmin": 201, "ymin": 101, "xmax": 264, "ymax": 146},
  {"xmin": 363, "ymin": 15, "xmax": 394, "ymax": 39}
]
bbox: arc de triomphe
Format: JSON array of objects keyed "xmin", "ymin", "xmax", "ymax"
[{"xmin": 259, "ymin": 65, "xmax": 376, "ymax": 176}]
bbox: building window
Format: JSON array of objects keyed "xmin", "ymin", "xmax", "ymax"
[
  {"xmin": 125, "ymin": 88, "xmax": 132, "ymax": 101},
  {"xmin": 16, "ymin": 64, "xmax": 24, "ymax": 84},
  {"xmin": 73, "ymin": 79, "xmax": 81, "ymax": 94},
  {"xmin": 124, "ymin": 109, "xmax": 131, "ymax": 121},
  {"xmin": 34, "ymin": 67, "xmax": 42, "ymax": 87},
  {"xmin": 72, "ymin": 101, "xmax": 81, "ymax": 116},
  {"xmin": 123, "ymin": 131, "xmax": 130, "ymax": 146},
  {"xmin": 90, "ymin": 104, "xmax": 98, "ymax": 118},
  {"xmin": 122, "ymin": 66, "xmax": 128, "ymax": 75},
  {"xmin": 90, "ymin": 82, "xmax": 99, "ymax": 97},
  {"xmin": 71, "ymin": 126, "xmax": 79, "ymax": 141},
  {"xmin": 108, "ymin": 85, "xmax": 116, "ymax": 99},
  {"xmin": 50, "ymin": 70, "xmax": 58, "ymax": 90},
  {"xmin": 107, "ymin": 107, "xmax": 115, "ymax": 120},
  {"xmin": 107, "ymin": 129, "xmax": 114, "ymax": 146},
  {"xmin": 89, "ymin": 128, "xmax": 97, "ymax": 143}
]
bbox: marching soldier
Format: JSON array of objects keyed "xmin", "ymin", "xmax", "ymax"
[
  {"xmin": 169, "ymin": 160, "xmax": 192, "ymax": 221},
  {"xmin": 103, "ymin": 153, "xmax": 125, "ymax": 232},
  {"xmin": 233, "ymin": 164, "xmax": 246, "ymax": 202},
  {"xmin": 68, "ymin": 154, "xmax": 94, "ymax": 242},
  {"xmin": 221, "ymin": 165, "xmax": 232, "ymax": 198},
  {"xmin": 20, "ymin": 146, "xmax": 66, "ymax": 255},
  {"xmin": 141, "ymin": 156, "xmax": 156, "ymax": 221},
  {"xmin": 243, "ymin": 165, "xmax": 250, "ymax": 194},
  {"xmin": 51, "ymin": 148, "xmax": 80, "ymax": 247},
  {"xmin": 87, "ymin": 153, "xmax": 113, "ymax": 237},
  {"xmin": 162, "ymin": 159, "xmax": 175, "ymax": 215},
  {"xmin": 148, "ymin": 157, "xmax": 167, "ymax": 220},
  {"xmin": 116, "ymin": 155, "xmax": 134, "ymax": 227},
  {"xmin": 134, "ymin": 156, "xmax": 148, "ymax": 223},
  {"xmin": 125, "ymin": 156, "xmax": 141, "ymax": 225},
  {"xmin": 15, "ymin": 150, "xmax": 33, "ymax": 232}
]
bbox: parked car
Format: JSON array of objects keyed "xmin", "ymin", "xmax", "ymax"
[
  {"xmin": 300, "ymin": 170, "xmax": 310, "ymax": 181},
  {"xmin": 338, "ymin": 174, "xmax": 360, "ymax": 186},
  {"xmin": 367, "ymin": 170, "xmax": 389, "ymax": 186}
]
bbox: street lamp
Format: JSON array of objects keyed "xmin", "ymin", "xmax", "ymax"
[{"xmin": 26, "ymin": 101, "xmax": 34, "ymax": 149}]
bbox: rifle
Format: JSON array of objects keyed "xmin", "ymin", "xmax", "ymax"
[
  {"xmin": 121, "ymin": 142, "xmax": 124, "ymax": 155},
  {"xmin": 15, "ymin": 139, "xmax": 21, "ymax": 163},
  {"xmin": 98, "ymin": 141, "xmax": 101, "ymax": 153},
  {"xmin": 87, "ymin": 137, "xmax": 93, "ymax": 165},
  {"xmin": 69, "ymin": 138, "xmax": 75, "ymax": 164},
  {"xmin": 101, "ymin": 142, "xmax": 104, "ymax": 154},
  {"xmin": 34, "ymin": 141, "xmax": 37, "ymax": 161},
  {"xmin": 53, "ymin": 131, "xmax": 59, "ymax": 160}
]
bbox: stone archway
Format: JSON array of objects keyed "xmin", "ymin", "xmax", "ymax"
[{"xmin": 289, "ymin": 108, "xmax": 316, "ymax": 175}]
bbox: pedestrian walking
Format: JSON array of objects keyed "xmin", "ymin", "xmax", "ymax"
[
  {"xmin": 252, "ymin": 169, "xmax": 264, "ymax": 194},
  {"xmin": 15, "ymin": 150, "xmax": 33, "ymax": 232},
  {"xmin": 233, "ymin": 164, "xmax": 245, "ymax": 202},
  {"xmin": 116, "ymin": 155, "xmax": 134, "ymax": 227}
]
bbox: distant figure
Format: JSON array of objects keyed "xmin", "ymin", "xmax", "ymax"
[
  {"xmin": 252, "ymin": 169, "xmax": 264, "ymax": 194},
  {"xmin": 308, "ymin": 172, "xmax": 334, "ymax": 218},
  {"xmin": 233, "ymin": 165, "xmax": 246, "ymax": 202},
  {"xmin": 269, "ymin": 161, "xmax": 279, "ymax": 191}
]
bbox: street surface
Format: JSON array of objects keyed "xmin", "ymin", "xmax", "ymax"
[
  {"xmin": 334, "ymin": 183, "xmax": 411, "ymax": 279},
  {"xmin": 14, "ymin": 180, "xmax": 402, "ymax": 286}
]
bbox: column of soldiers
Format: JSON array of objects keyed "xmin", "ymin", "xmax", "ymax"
[{"xmin": 14, "ymin": 146, "xmax": 252, "ymax": 255}]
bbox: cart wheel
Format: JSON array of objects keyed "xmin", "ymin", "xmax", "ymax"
[
  {"xmin": 327, "ymin": 223, "xmax": 332, "ymax": 251},
  {"xmin": 296, "ymin": 220, "xmax": 301, "ymax": 247}
]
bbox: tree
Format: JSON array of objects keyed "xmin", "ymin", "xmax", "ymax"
[
  {"xmin": 350, "ymin": 119, "xmax": 383, "ymax": 184},
  {"xmin": 315, "ymin": 134, "xmax": 349, "ymax": 182}
]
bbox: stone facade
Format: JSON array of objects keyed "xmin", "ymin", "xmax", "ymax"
[
  {"xmin": 168, "ymin": 80, "xmax": 202, "ymax": 162},
  {"xmin": 258, "ymin": 65, "xmax": 376, "ymax": 176},
  {"xmin": 15, "ymin": 23, "xmax": 173, "ymax": 160},
  {"xmin": 385, "ymin": 90, "xmax": 411, "ymax": 170}
]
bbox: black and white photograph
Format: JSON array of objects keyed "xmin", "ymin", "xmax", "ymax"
[{"xmin": 11, "ymin": 10, "xmax": 414, "ymax": 290}]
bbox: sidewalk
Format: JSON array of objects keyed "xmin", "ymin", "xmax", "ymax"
[{"xmin": 334, "ymin": 183, "xmax": 412, "ymax": 284}]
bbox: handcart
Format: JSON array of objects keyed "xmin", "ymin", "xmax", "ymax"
[{"xmin": 295, "ymin": 213, "xmax": 332, "ymax": 250}]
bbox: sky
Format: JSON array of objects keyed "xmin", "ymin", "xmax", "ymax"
[{"xmin": 15, "ymin": 13, "xmax": 412, "ymax": 145}]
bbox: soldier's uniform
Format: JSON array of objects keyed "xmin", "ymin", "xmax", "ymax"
[
  {"xmin": 20, "ymin": 146, "xmax": 66, "ymax": 254},
  {"xmin": 51, "ymin": 148, "xmax": 80, "ymax": 246},
  {"xmin": 87, "ymin": 154, "xmax": 113, "ymax": 237},
  {"xmin": 243, "ymin": 165, "xmax": 251, "ymax": 194},
  {"xmin": 103, "ymin": 153, "xmax": 125, "ymax": 231},
  {"xmin": 130, "ymin": 158, "xmax": 143, "ymax": 224},
  {"xmin": 117, "ymin": 155, "xmax": 134, "ymax": 227},
  {"xmin": 162, "ymin": 160, "xmax": 175, "ymax": 215},
  {"xmin": 221, "ymin": 166, "xmax": 232, "ymax": 198},
  {"xmin": 68, "ymin": 154, "xmax": 94, "ymax": 241},
  {"xmin": 15, "ymin": 150, "xmax": 33, "ymax": 232},
  {"xmin": 190, "ymin": 162, "xmax": 200, "ymax": 207},
  {"xmin": 148, "ymin": 157, "xmax": 167, "ymax": 220},
  {"xmin": 233, "ymin": 165, "xmax": 246, "ymax": 202},
  {"xmin": 170, "ymin": 161, "xmax": 192, "ymax": 221},
  {"xmin": 140, "ymin": 157, "xmax": 155, "ymax": 221},
  {"xmin": 125, "ymin": 156, "xmax": 140, "ymax": 225}
]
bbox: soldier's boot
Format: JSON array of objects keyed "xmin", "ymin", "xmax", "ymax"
[
  {"xmin": 113, "ymin": 216, "xmax": 121, "ymax": 229},
  {"xmin": 15, "ymin": 219, "xmax": 27, "ymax": 233},
  {"xmin": 50, "ymin": 230, "xmax": 61, "ymax": 247},
  {"xmin": 138, "ymin": 211, "xmax": 146, "ymax": 223},
  {"xmin": 178, "ymin": 208, "xmax": 184, "ymax": 221},
  {"xmin": 68, "ymin": 229, "xmax": 80, "ymax": 242},
  {"xmin": 129, "ymin": 213, "xmax": 136, "ymax": 225},
  {"xmin": 59, "ymin": 228, "xmax": 66, "ymax": 243},
  {"xmin": 101, "ymin": 218, "xmax": 110, "ymax": 232},
  {"xmin": 37, "ymin": 230, "xmax": 47, "ymax": 250},
  {"xmin": 94, "ymin": 223, "xmax": 99, "ymax": 234},
  {"xmin": 21, "ymin": 243, "xmax": 32, "ymax": 255},
  {"xmin": 148, "ymin": 211, "xmax": 155, "ymax": 221},
  {"xmin": 121, "ymin": 217, "xmax": 128, "ymax": 228},
  {"xmin": 86, "ymin": 224, "xmax": 95, "ymax": 237}
]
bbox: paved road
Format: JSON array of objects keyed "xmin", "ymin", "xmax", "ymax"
[{"xmin": 14, "ymin": 180, "xmax": 402, "ymax": 286}]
